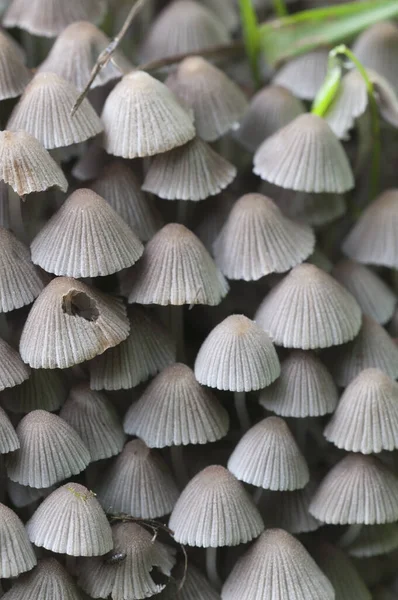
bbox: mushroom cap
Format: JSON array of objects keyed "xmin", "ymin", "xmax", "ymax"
[
  {"xmin": 0, "ymin": 29, "xmax": 31, "ymax": 100},
  {"xmin": 0, "ymin": 336, "xmax": 30, "ymax": 392},
  {"xmin": 0, "ymin": 503, "xmax": 37, "ymax": 578},
  {"xmin": 353, "ymin": 21, "xmax": 398, "ymax": 93},
  {"xmin": 323, "ymin": 69, "xmax": 369, "ymax": 139},
  {"xmin": 2, "ymin": 368, "xmax": 68, "ymax": 414},
  {"xmin": 273, "ymin": 49, "xmax": 329, "ymax": 100},
  {"xmin": 345, "ymin": 523, "xmax": 398, "ymax": 558},
  {"xmin": 0, "ymin": 406, "xmax": 19, "ymax": 455}
]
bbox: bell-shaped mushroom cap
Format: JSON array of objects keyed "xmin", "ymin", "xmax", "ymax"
[
  {"xmin": 177, "ymin": 564, "xmax": 221, "ymax": 600},
  {"xmin": 201, "ymin": 0, "xmax": 237, "ymax": 31},
  {"xmin": 195, "ymin": 315, "xmax": 280, "ymax": 392},
  {"xmin": 260, "ymin": 479, "xmax": 320, "ymax": 534},
  {"xmin": 31, "ymin": 188, "xmax": 144, "ymax": 278},
  {"xmin": 255, "ymin": 263, "xmax": 362, "ymax": 349},
  {"xmin": 166, "ymin": 56, "xmax": 247, "ymax": 142},
  {"xmin": 140, "ymin": 0, "xmax": 229, "ymax": 63},
  {"xmin": 272, "ymin": 49, "xmax": 329, "ymax": 100},
  {"xmin": 3, "ymin": 0, "xmax": 106, "ymax": 37},
  {"xmin": 260, "ymin": 351, "xmax": 338, "ymax": 418},
  {"xmin": 2, "ymin": 368, "xmax": 67, "ymax": 414},
  {"xmin": 78, "ymin": 522, "xmax": 176, "ymax": 599},
  {"xmin": 254, "ymin": 113, "xmax": 354, "ymax": 193},
  {"xmin": 273, "ymin": 189, "xmax": 346, "ymax": 227},
  {"xmin": 324, "ymin": 368, "xmax": 398, "ymax": 454},
  {"xmin": 213, "ymin": 193, "xmax": 315, "ymax": 280},
  {"xmin": 353, "ymin": 21, "xmax": 398, "ymax": 93},
  {"xmin": 345, "ymin": 523, "xmax": 398, "ymax": 558},
  {"xmin": 314, "ymin": 542, "xmax": 371, "ymax": 600},
  {"xmin": 101, "ymin": 71, "xmax": 195, "ymax": 159},
  {"xmin": 20, "ymin": 277, "xmax": 129, "ymax": 369},
  {"xmin": 228, "ymin": 417, "xmax": 310, "ymax": 491},
  {"xmin": 95, "ymin": 439, "xmax": 179, "ymax": 518},
  {"xmin": 38, "ymin": 21, "xmax": 131, "ymax": 91},
  {"xmin": 222, "ymin": 528, "xmax": 334, "ymax": 600},
  {"xmin": 90, "ymin": 160, "xmax": 162, "ymax": 242},
  {"xmin": 0, "ymin": 503, "xmax": 37, "ymax": 578},
  {"xmin": 6, "ymin": 409, "xmax": 90, "ymax": 488},
  {"xmin": 342, "ymin": 189, "xmax": 398, "ymax": 269},
  {"xmin": 0, "ymin": 29, "xmax": 31, "ymax": 100},
  {"xmin": 309, "ymin": 454, "xmax": 398, "ymax": 525},
  {"xmin": 7, "ymin": 72, "xmax": 103, "ymax": 150},
  {"xmin": 169, "ymin": 465, "xmax": 264, "ymax": 547},
  {"xmin": 127, "ymin": 223, "xmax": 228, "ymax": 306},
  {"xmin": 0, "ymin": 227, "xmax": 44, "ymax": 313},
  {"xmin": 0, "ymin": 406, "xmax": 19, "ymax": 454},
  {"xmin": 26, "ymin": 482, "xmax": 113, "ymax": 555},
  {"xmin": 0, "ymin": 337, "xmax": 29, "ymax": 391},
  {"xmin": 59, "ymin": 383, "xmax": 125, "ymax": 462},
  {"xmin": 324, "ymin": 315, "xmax": 398, "ymax": 387},
  {"xmin": 124, "ymin": 363, "xmax": 229, "ymax": 446},
  {"xmin": 142, "ymin": 137, "xmax": 237, "ymax": 201},
  {"xmin": 0, "ymin": 130, "xmax": 68, "ymax": 196},
  {"xmin": 323, "ymin": 69, "xmax": 369, "ymax": 140}
]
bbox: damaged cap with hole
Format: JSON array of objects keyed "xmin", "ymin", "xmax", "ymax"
[{"xmin": 19, "ymin": 277, "xmax": 130, "ymax": 369}]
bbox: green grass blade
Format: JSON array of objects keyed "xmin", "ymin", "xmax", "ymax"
[{"xmin": 239, "ymin": 0, "xmax": 261, "ymax": 85}]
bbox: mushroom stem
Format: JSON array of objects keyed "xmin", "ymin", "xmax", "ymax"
[
  {"xmin": 170, "ymin": 445, "xmax": 189, "ymax": 489},
  {"xmin": 253, "ymin": 486, "xmax": 263, "ymax": 504},
  {"xmin": 206, "ymin": 546, "xmax": 222, "ymax": 591},
  {"xmin": 170, "ymin": 305, "xmax": 185, "ymax": 362},
  {"xmin": 339, "ymin": 524, "xmax": 363, "ymax": 548},
  {"xmin": 0, "ymin": 313, "xmax": 9, "ymax": 342},
  {"xmin": 234, "ymin": 391, "xmax": 250, "ymax": 432},
  {"xmin": 177, "ymin": 200, "xmax": 189, "ymax": 225},
  {"xmin": 8, "ymin": 188, "xmax": 26, "ymax": 243}
]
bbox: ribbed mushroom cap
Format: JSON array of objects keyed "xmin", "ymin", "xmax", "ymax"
[
  {"xmin": 3, "ymin": 368, "xmax": 67, "ymax": 414},
  {"xmin": 31, "ymin": 188, "xmax": 144, "ymax": 278},
  {"xmin": 6, "ymin": 409, "xmax": 90, "ymax": 488},
  {"xmin": 315, "ymin": 542, "xmax": 371, "ymax": 600},
  {"xmin": 213, "ymin": 193, "xmax": 315, "ymax": 280},
  {"xmin": 127, "ymin": 223, "xmax": 228, "ymax": 306},
  {"xmin": 342, "ymin": 189, "xmax": 398, "ymax": 268},
  {"xmin": 124, "ymin": 363, "xmax": 229, "ymax": 447},
  {"xmin": 228, "ymin": 417, "xmax": 309, "ymax": 491},
  {"xmin": 90, "ymin": 160, "xmax": 162, "ymax": 241},
  {"xmin": 222, "ymin": 528, "xmax": 334, "ymax": 600},
  {"xmin": 142, "ymin": 137, "xmax": 236, "ymax": 201},
  {"xmin": 39, "ymin": 21, "xmax": 131, "ymax": 91},
  {"xmin": 0, "ymin": 406, "xmax": 19, "ymax": 454},
  {"xmin": 0, "ymin": 227, "xmax": 44, "ymax": 313},
  {"xmin": 0, "ymin": 337, "xmax": 29, "ymax": 392},
  {"xmin": 273, "ymin": 49, "xmax": 329, "ymax": 100},
  {"xmin": 59, "ymin": 383, "xmax": 125, "ymax": 462},
  {"xmin": 274, "ymin": 190, "xmax": 346, "ymax": 227},
  {"xmin": 26, "ymin": 482, "xmax": 113, "ymax": 555},
  {"xmin": 96, "ymin": 439, "xmax": 179, "ymax": 518},
  {"xmin": 3, "ymin": 0, "xmax": 106, "ymax": 37},
  {"xmin": 260, "ymin": 350, "xmax": 338, "ymax": 418},
  {"xmin": 0, "ymin": 29, "xmax": 31, "ymax": 100},
  {"xmin": 324, "ymin": 368, "xmax": 398, "ymax": 454},
  {"xmin": 166, "ymin": 56, "xmax": 247, "ymax": 142},
  {"xmin": 78, "ymin": 522, "xmax": 176, "ymax": 600},
  {"xmin": 255, "ymin": 263, "xmax": 362, "ymax": 349},
  {"xmin": 195, "ymin": 315, "xmax": 280, "ymax": 392},
  {"xmin": 353, "ymin": 21, "xmax": 398, "ymax": 93},
  {"xmin": 324, "ymin": 69, "xmax": 368, "ymax": 139},
  {"xmin": 260, "ymin": 479, "xmax": 320, "ymax": 534},
  {"xmin": 0, "ymin": 503, "xmax": 37, "ymax": 578},
  {"xmin": 345, "ymin": 523, "xmax": 398, "ymax": 558},
  {"xmin": 201, "ymin": 0, "xmax": 237, "ymax": 31},
  {"xmin": 0, "ymin": 130, "xmax": 68, "ymax": 196},
  {"xmin": 102, "ymin": 71, "xmax": 195, "ymax": 159},
  {"xmin": 309, "ymin": 454, "xmax": 398, "ymax": 525},
  {"xmin": 19, "ymin": 277, "xmax": 130, "ymax": 369},
  {"xmin": 7, "ymin": 72, "xmax": 103, "ymax": 150},
  {"xmin": 140, "ymin": 0, "xmax": 229, "ymax": 63},
  {"xmin": 253, "ymin": 113, "xmax": 354, "ymax": 193},
  {"xmin": 169, "ymin": 465, "xmax": 264, "ymax": 547}
]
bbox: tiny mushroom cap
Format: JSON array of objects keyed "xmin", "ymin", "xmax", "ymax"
[
  {"xmin": 228, "ymin": 416, "xmax": 310, "ymax": 491},
  {"xmin": 30, "ymin": 188, "xmax": 144, "ymax": 278},
  {"xmin": 78, "ymin": 522, "xmax": 176, "ymax": 600},
  {"xmin": 169, "ymin": 465, "xmax": 264, "ymax": 547},
  {"xmin": 221, "ymin": 528, "xmax": 335, "ymax": 600},
  {"xmin": 345, "ymin": 523, "xmax": 398, "ymax": 558},
  {"xmin": 95, "ymin": 439, "xmax": 180, "ymax": 519},
  {"xmin": 260, "ymin": 350, "xmax": 338, "ymax": 418},
  {"xmin": 324, "ymin": 368, "xmax": 398, "ymax": 454},
  {"xmin": 3, "ymin": 0, "xmax": 106, "ymax": 37},
  {"xmin": 0, "ymin": 227, "xmax": 44, "ymax": 313},
  {"xmin": 19, "ymin": 277, "xmax": 130, "ymax": 369},
  {"xmin": 0, "ymin": 337, "xmax": 30, "ymax": 392},
  {"xmin": 0, "ymin": 130, "xmax": 68, "ymax": 195},
  {"xmin": 0, "ymin": 406, "xmax": 19, "ymax": 455},
  {"xmin": 323, "ymin": 69, "xmax": 369, "ymax": 140},
  {"xmin": 7, "ymin": 72, "xmax": 103, "ymax": 150},
  {"xmin": 342, "ymin": 189, "xmax": 398, "ymax": 269},
  {"xmin": 213, "ymin": 193, "xmax": 315, "ymax": 280},
  {"xmin": 167, "ymin": 56, "xmax": 247, "ymax": 142},
  {"xmin": 101, "ymin": 71, "xmax": 195, "ymax": 159},
  {"xmin": 253, "ymin": 113, "xmax": 355, "ymax": 193},
  {"xmin": 309, "ymin": 454, "xmax": 398, "ymax": 525},
  {"xmin": 256, "ymin": 263, "xmax": 362, "ymax": 349},
  {"xmin": 123, "ymin": 363, "xmax": 229, "ymax": 447},
  {"xmin": 2, "ymin": 368, "xmax": 68, "ymax": 414},
  {"xmin": 127, "ymin": 223, "xmax": 229, "ymax": 306},
  {"xmin": 0, "ymin": 29, "xmax": 31, "ymax": 100},
  {"xmin": 272, "ymin": 49, "xmax": 329, "ymax": 100},
  {"xmin": 353, "ymin": 21, "xmax": 398, "ymax": 93},
  {"xmin": 0, "ymin": 503, "xmax": 37, "ymax": 578},
  {"xmin": 26, "ymin": 482, "xmax": 113, "ymax": 556},
  {"xmin": 314, "ymin": 542, "xmax": 371, "ymax": 600}
]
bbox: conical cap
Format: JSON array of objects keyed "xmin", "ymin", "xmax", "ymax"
[
  {"xmin": 127, "ymin": 223, "xmax": 228, "ymax": 306},
  {"xmin": 353, "ymin": 21, "xmax": 398, "ymax": 93},
  {"xmin": 0, "ymin": 503, "xmax": 37, "ymax": 578},
  {"xmin": 273, "ymin": 49, "xmax": 329, "ymax": 100},
  {"xmin": 26, "ymin": 482, "xmax": 113, "ymax": 555},
  {"xmin": 324, "ymin": 69, "xmax": 368, "ymax": 139},
  {"xmin": 213, "ymin": 193, "xmax": 315, "ymax": 280},
  {"xmin": 0, "ymin": 337, "xmax": 30, "ymax": 392},
  {"xmin": 101, "ymin": 70, "xmax": 195, "ymax": 159},
  {"xmin": 8, "ymin": 72, "xmax": 103, "ymax": 150},
  {"xmin": 315, "ymin": 542, "xmax": 371, "ymax": 600},
  {"xmin": 0, "ymin": 406, "xmax": 19, "ymax": 454},
  {"xmin": 2, "ymin": 368, "xmax": 68, "ymax": 414},
  {"xmin": 345, "ymin": 523, "xmax": 398, "ymax": 558},
  {"xmin": 124, "ymin": 363, "xmax": 229, "ymax": 447},
  {"xmin": 255, "ymin": 263, "xmax": 362, "ymax": 349},
  {"xmin": 169, "ymin": 465, "xmax": 264, "ymax": 547},
  {"xmin": 19, "ymin": 277, "xmax": 130, "ymax": 369},
  {"xmin": 0, "ymin": 29, "xmax": 31, "ymax": 100}
]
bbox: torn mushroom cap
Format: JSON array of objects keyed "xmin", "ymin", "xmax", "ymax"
[
  {"xmin": 273, "ymin": 49, "xmax": 329, "ymax": 100},
  {"xmin": 0, "ymin": 406, "xmax": 19, "ymax": 455},
  {"xmin": 0, "ymin": 29, "xmax": 31, "ymax": 100},
  {"xmin": 0, "ymin": 336, "xmax": 30, "ymax": 392},
  {"xmin": 2, "ymin": 368, "xmax": 68, "ymax": 414},
  {"xmin": 19, "ymin": 277, "xmax": 130, "ymax": 369},
  {"xmin": 0, "ymin": 502, "xmax": 37, "ymax": 578},
  {"xmin": 353, "ymin": 21, "xmax": 398, "ymax": 93}
]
